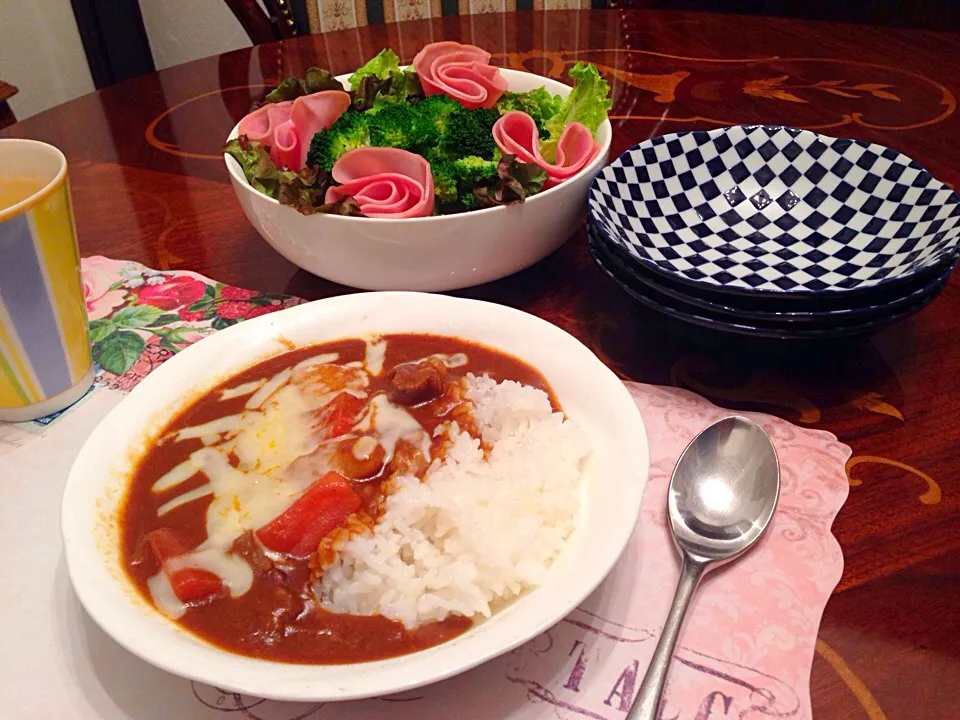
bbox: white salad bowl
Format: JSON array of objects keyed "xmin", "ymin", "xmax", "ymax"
[
  {"xmin": 61, "ymin": 292, "xmax": 648, "ymax": 702},
  {"xmin": 224, "ymin": 69, "xmax": 613, "ymax": 291}
]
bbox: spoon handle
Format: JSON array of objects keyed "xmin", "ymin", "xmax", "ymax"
[{"xmin": 626, "ymin": 554, "xmax": 708, "ymax": 720}]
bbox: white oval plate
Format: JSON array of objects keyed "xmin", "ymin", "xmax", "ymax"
[{"xmin": 61, "ymin": 292, "xmax": 648, "ymax": 702}]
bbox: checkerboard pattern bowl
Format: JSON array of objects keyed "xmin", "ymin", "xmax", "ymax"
[
  {"xmin": 586, "ymin": 223, "xmax": 956, "ymax": 340},
  {"xmin": 588, "ymin": 126, "xmax": 960, "ymax": 295}
]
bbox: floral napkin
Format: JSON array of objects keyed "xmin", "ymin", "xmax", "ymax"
[
  {"xmin": 0, "ymin": 257, "xmax": 850, "ymax": 719},
  {"xmin": 82, "ymin": 255, "xmax": 302, "ymax": 391}
]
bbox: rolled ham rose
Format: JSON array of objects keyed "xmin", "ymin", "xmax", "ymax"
[
  {"xmin": 290, "ymin": 91, "xmax": 351, "ymax": 168},
  {"xmin": 238, "ymin": 101, "xmax": 294, "ymax": 145},
  {"xmin": 413, "ymin": 41, "xmax": 507, "ymax": 110},
  {"xmin": 325, "ymin": 147, "xmax": 435, "ymax": 218},
  {"xmin": 237, "ymin": 90, "xmax": 350, "ymax": 171},
  {"xmin": 493, "ymin": 110, "xmax": 598, "ymax": 187},
  {"xmin": 272, "ymin": 120, "xmax": 300, "ymax": 171}
]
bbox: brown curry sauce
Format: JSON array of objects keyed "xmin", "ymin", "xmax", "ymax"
[{"xmin": 121, "ymin": 334, "xmax": 555, "ymax": 664}]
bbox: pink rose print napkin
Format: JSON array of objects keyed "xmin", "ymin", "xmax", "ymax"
[
  {"xmin": 81, "ymin": 255, "xmax": 302, "ymax": 391},
  {"xmin": 0, "ymin": 257, "xmax": 850, "ymax": 719}
]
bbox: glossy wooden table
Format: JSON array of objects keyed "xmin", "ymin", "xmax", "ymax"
[{"xmin": 4, "ymin": 9, "xmax": 959, "ymax": 718}]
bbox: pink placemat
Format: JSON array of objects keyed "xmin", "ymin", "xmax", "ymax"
[{"xmin": 0, "ymin": 257, "xmax": 850, "ymax": 719}]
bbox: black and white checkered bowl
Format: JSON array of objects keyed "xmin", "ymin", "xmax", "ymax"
[
  {"xmin": 588, "ymin": 126, "xmax": 960, "ymax": 297},
  {"xmin": 587, "ymin": 223, "xmax": 956, "ymax": 332},
  {"xmin": 586, "ymin": 227, "xmax": 952, "ymax": 340}
]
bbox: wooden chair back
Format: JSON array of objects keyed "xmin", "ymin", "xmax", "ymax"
[
  {"xmin": 222, "ymin": 0, "xmax": 299, "ymax": 44},
  {"xmin": 0, "ymin": 81, "xmax": 18, "ymax": 130}
]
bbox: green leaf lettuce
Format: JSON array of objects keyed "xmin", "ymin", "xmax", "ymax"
[
  {"xmin": 224, "ymin": 135, "xmax": 291, "ymax": 197},
  {"xmin": 225, "ymin": 135, "xmax": 364, "ymax": 216},
  {"xmin": 541, "ymin": 62, "xmax": 611, "ymax": 160},
  {"xmin": 347, "ymin": 49, "xmax": 401, "ymax": 90},
  {"xmin": 495, "ymin": 87, "xmax": 563, "ymax": 138},
  {"xmin": 473, "ymin": 154, "xmax": 547, "ymax": 208},
  {"xmin": 259, "ymin": 67, "xmax": 344, "ymax": 107}
]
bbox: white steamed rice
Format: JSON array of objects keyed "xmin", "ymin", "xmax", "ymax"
[{"xmin": 318, "ymin": 373, "xmax": 590, "ymax": 628}]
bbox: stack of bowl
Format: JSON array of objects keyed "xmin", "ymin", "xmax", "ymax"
[{"xmin": 587, "ymin": 126, "xmax": 960, "ymax": 339}]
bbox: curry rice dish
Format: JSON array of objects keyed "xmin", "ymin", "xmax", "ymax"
[{"xmin": 121, "ymin": 333, "xmax": 590, "ymax": 664}]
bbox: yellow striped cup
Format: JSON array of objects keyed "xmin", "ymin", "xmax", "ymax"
[{"xmin": 0, "ymin": 139, "xmax": 93, "ymax": 422}]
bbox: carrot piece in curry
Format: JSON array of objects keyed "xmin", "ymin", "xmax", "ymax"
[
  {"xmin": 146, "ymin": 528, "xmax": 224, "ymax": 603},
  {"xmin": 256, "ymin": 471, "xmax": 362, "ymax": 555}
]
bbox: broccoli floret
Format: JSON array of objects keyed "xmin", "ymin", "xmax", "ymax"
[
  {"xmin": 428, "ymin": 156, "xmax": 498, "ymax": 213},
  {"xmin": 443, "ymin": 106, "xmax": 499, "ymax": 160},
  {"xmin": 367, "ymin": 103, "xmax": 416, "ymax": 148},
  {"xmin": 419, "ymin": 145, "xmax": 449, "ymax": 166},
  {"xmin": 453, "ymin": 156, "xmax": 499, "ymax": 212},
  {"xmin": 307, "ymin": 111, "xmax": 370, "ymax": 170},
  {"xmin": 413, "ymin": 94, "xmax": 460, "ymax": 142},
  {"xmin": 367, "ymin": 102, "xmax": 436, "ymax": 150},
  {"xmin": 406, "ymin": 97, "xmax": 498, "ymax": 160},
  {"xmin": 429, "ymin": 157, "xmax": 458, "ymax": 204},
  {"xmin": 451, "ymin": 156, "xmax": 498, "ymax": 187},
  {"xmin": 458, "ymin": 190, "xmax": 480, "ymax": 212}
]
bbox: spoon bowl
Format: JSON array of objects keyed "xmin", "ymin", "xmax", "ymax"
[
  {"xmin": 628, "ymin": 415, "xmax": 780, "ymax": 720},
  {"xmin": 669, "ymin": 416, "xmax": 780, "ymax": 562}
]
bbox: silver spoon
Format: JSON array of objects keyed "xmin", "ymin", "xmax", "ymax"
[{"xmin": 627, "ymin": 415, "xmax": 780, "ymax": 720}]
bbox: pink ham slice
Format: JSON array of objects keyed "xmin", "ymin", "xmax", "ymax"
[
  {"xmin": 271, "ymin": 120, "xmax": 301, "ymax": 170},
  {"xmin": 238, "ymin": 101, "xmax": 294, "ymax": 144},
  {"xmin": 290, "ymin": 90, "xmax": 351, "ymax": 168},
  {"xmin": 237, "ymin": 90, "xmax": 350, "ymax": 170},
  {"xmin": 413, "ymin": 41, "xmax": 507, "ymax": 110},
  {"xmin": 493, "ymin": 110, "xmax": 598, "ymax": 187},
  {"xmin": 325, "ymin": 147, "xmax": 434, "ymax": 218}
]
